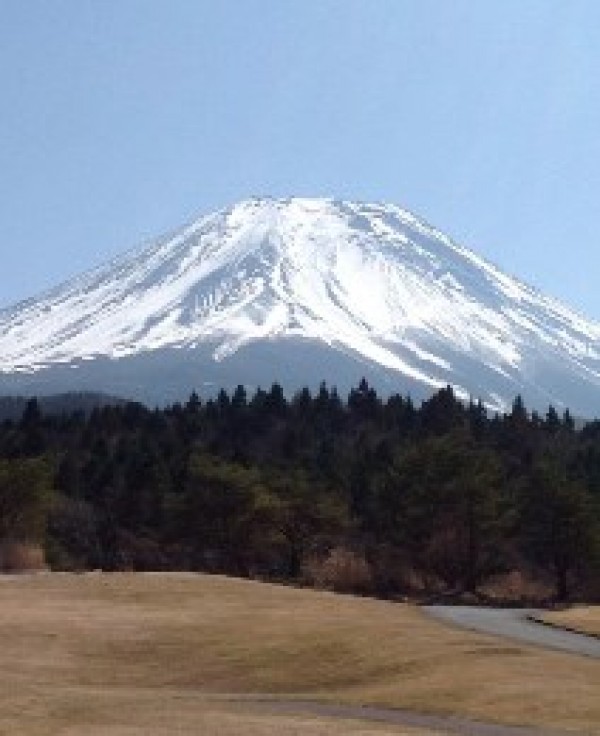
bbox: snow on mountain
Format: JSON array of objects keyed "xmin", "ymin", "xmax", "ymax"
[{"xmin": 1, "ymin": 196, "xmax": 599, "ymax": 413}]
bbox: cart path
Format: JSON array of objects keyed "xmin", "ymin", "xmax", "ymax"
[
  {"xmin": 224, "ymin": 695, "xmax": 569, "ymax": 736},
  {"xmin": 424, "ymin": 606, "xmax": 600, "ymax": 659}
]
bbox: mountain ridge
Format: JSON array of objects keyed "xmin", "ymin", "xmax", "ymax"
[{"xmin": 1, "ymin": 196, "xmax": 599, "ymax": 413}]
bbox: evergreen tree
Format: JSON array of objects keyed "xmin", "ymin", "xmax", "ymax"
[{"xmin": 519, "ymin": 460, "xmax": 599, "ymax": 600}]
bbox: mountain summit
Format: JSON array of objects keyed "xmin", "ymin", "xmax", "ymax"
[{"xmin": 1, "ymin": 196, "xmax": 599, "ymax": 413}]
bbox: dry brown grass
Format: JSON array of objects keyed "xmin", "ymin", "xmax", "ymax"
[
  {"xmin": 541, "ymin": 606, "xmax": 600, "ymax": 637},
  {"xmin": 0, "ymin": 573, "xmax": 598, "ymax": 735}
]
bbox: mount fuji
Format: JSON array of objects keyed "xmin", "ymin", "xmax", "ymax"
[{"xmin": 1, "ymin": 196, "xmax": 599, "ymax": 414}]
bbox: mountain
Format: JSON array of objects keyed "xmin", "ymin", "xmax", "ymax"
[{"xmin": 0, "ymin": 196, "xmax": 599, "ymax": 414}]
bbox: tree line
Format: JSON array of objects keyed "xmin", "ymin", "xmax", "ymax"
[{"xmin": 0, "ymin": 380, "xmax": 599, "ymax": 601}]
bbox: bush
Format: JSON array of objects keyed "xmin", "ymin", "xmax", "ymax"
[
  {"xmin": 0, "ymin": 540, "xmax": 46, "ymax": 573},
  {"xmin": 0, "ymin": 458, "xmax": 54, "ymax": 541},
  {"xmin": 480, "ymin": 568, "xmax": 554, "ymax": 604},
  {"xmin": 303, "ymin": 546, "xmax": 373, "ymax": 594},
  {"xmin": 46, "ymin": 497, "xmax": 102, "ymax": 571}
]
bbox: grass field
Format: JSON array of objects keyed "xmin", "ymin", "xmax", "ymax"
[
  {"xmin": 0, "ymin": 573, "xmax": 598, "ymax": 735},
  {"xmin": 540, "ymin": 606, "xmax": 600, "ymax": 637}
]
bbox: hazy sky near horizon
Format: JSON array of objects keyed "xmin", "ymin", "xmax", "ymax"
[{"xmin": 1, "ymin": 1, "xmax": 600, "ymax": 317}]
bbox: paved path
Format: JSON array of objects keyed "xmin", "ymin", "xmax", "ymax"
[
  {"xmin": 228, "ymin": 696, "xmax": 566, "ymax": 736},
  {"xmin": 424, "ymin": 606, "xmax": 600, "ymax": 659},
  {"xmin": 232, "ymin": 607, "xmax": 600, "ymax": 734}
]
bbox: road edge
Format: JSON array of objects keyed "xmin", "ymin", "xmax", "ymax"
[{"xmin": 526, "ymin": 614, "xmax": 600, "ymax": 642}]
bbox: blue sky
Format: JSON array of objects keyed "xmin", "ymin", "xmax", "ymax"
[{"xmin": 1, "ymin": 0, "xmax": 599, "ymax": 317}]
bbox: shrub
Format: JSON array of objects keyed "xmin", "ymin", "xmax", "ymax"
[
  {"xmin": 303, "ymin": 546, "xmax": 373, "ymax": 594},
  {"xmin": 46, "ymin": 497, "xmax": 102, "ymax": 571},
  {"xmin": 0, "ymin": 539, "xmax": 46, "ymax": 573},
  {"xmin": 0, "ymin": 458, "xmax": 54, "ymax": 541}
]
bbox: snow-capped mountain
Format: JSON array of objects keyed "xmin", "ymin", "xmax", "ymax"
[{"xmin": 1, "ymin": 196, "xmax": 599, "ymax": 414}]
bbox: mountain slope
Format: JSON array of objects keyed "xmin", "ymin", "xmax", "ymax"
[{"xmin": 1, "ymin": 197, "xmax": 599, "ymax": 413}]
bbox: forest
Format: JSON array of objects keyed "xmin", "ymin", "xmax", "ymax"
[{"xmin": 0, "ymin": 380, "xmax": 598, "ymax": 602}]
